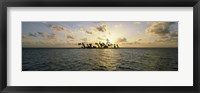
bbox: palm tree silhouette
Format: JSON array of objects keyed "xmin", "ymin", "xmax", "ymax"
[{"xmin": 78, "ymin": 41, "xmax": 119, "ymax": 49}]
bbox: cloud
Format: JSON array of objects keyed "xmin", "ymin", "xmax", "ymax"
[
  {"xmin": 145, "ymin": 22, "xmax": 175, "ymax": 36},
  {"xmin": 43, "ymin": 22, "xmax": 71, "ymax": 32},
  {"xmin": 155, "ymin": 38, "xmax": 173, "ymax": 43},
  {"xmin": 44, "ymin": 33, "xmax": 59, "ymax": 45},
  {"xmin": 80, "ymin": 28, "xmax": 93, "ymax": 34},
  {"xmin": 169, "ymin": 31, "xmax": 178, "ymax": 37},
  {"xmin": 23, "ymin": 31, "xmax": 79, "ymax": 47},
  {"xmin": 80, "ymin": 24, "xmax": 110, "ymax": 35},
  {"xmin": 134, "ymin": 39, "xmax": 144, "ymax": 44},
  {"xmin": 22, "ymin": 35, "xmax": 31, "ymax": 46},
  {"xmin": 47, "ymin": 33, "xmax": 56, "ymax": 40},
  {"xmin": 81, "ymin": 38, "xmax": 87, "ymax": 41},
  {"xmin": 155, "ymin": 31, "xmax": 178, "ymax": 42},
  {"xmin": 67, "ymin": 35, "xmax": 74, "ymax": 40},
  {"xmin": 97, "ymin": 37, "xmax": 105, "ymax": 40},
  {"xmin": 145, "ymin": 22, "xmax": 178, "ymax": 43},
  {"xmin": 43, "ymin": 23, "xmax": 75, "ymax": 42},
  {"xmin": 85, "ymin": 31, "xmax": 93, "ymax": 34},
  {"xmin": 28, "ymin": 33, "xmax": 37, "ymax": 37},
  {"xmin": 96, "ymin": 24, "xmax": 108, "ymax": 32},
  {"xmin": 116, "ymin": 37, "xmax": 127, "ymax": 42},
  {"xmin": 137, "ymin": 39, "xmax": 142, "ymax": 41},
  {"xmin": 28, "ymin": 32, "xmax": 58, "ymax": 40},
  {"xmin": 134, "ymin": 41, "xmax": 140, "ymax": 44},
  {"xmin": 122, "ymin": 40, "xmax": 141, "ymax": 45},
  {"xmin": 50, "ymin": 25, "xmax": 65, "ymax": 32},
  {"xmin": 27, "ymin": 32, "xmax": 58, "ymax": 43},
  {"xmin": 37, "ymin": 32, "xmax": 45, "ymax": 37},
  {"xmin": 123, "ymin": 42, "xmax": 134, "ymax": 45},
  {"xmin": 121, "ymin": 42, "xmax": 140, "ymax": 46}
]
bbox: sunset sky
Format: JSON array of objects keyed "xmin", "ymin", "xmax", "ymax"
[{"xmin": 22, "ymin": 21, "xmax": 178, "ymax": 48}]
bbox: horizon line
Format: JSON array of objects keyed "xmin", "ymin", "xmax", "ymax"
[{"xmin": 22, "ymin": 47, "xmax": 178, "ymax": 49}]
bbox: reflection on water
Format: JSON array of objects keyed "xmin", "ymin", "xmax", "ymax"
[{"xmin": 22, "ymin": 48, "xmax": 178, "ymax": 71}]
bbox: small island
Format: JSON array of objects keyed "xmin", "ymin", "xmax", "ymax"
[{"xmin": 78, "ymin": 39, "xmax": 119, "ymax": 49}]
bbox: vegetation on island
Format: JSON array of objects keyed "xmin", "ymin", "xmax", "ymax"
[{"xmin": 78, "ymin": 39, "xmax": 119, "ymax": 49}]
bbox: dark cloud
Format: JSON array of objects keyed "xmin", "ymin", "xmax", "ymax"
[
  {"xmin": 116, "ymin": 37, "xmax": 127, "ymax": 42},
  {"xmin": 146, "ymin": 22, "xmax": 178, "ymax": 43},
  {"xmin": 155, "ymin": 31, "xmax": 178, "ymax": 43},
  {"xmin": 37, "ymin": 32, "xmax": 45, "ymax": 37},
  {"xmin": 80, "ymin": 28, "xmax": 93, "ymax": 34},
  {"xmin": 96, "ymin": 24, "xmax": 107, "ymax": 32},
  {"xmin": 80, "ymin": 24, "xmax": 109, "ymax": 35},
  {"xmin": 29, "ymin": 33, "xmax": 37, "ymax": 37},
  {"xmin": 145, "ymin": 22, "xmax": 175, "ymax": 36},
  {"xmin": 50, "ymin": 25, "xmax": 65, "ymax": 32},
  {"xmin": 85, "ymin": 31, "xmax": 93, "ymax": 34},
  {"xmin": 43, "ymin": 22, "xmax": 70, "ymax": 32}
]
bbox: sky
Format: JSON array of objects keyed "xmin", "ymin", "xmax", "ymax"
[{"xmin": 22, "ymin": 21, "xmax": 178, "ymax": 48}]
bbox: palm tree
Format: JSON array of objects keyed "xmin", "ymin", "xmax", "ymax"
[
  {"xmin": 89, "ymin": 43, "xmax": 92, "ymax": 48},
  {"xmin": 78, "ymin": 43, "xmax": 82, "ymax": 45},
  {"xmin": 78, "ymin": 41, "xmax": 119, "ymax": 49},
  {"xmin": 113, "ymin": 44, "xmax": 115, "ymax": 48},
  {"xmin": 78, "ymin": 43, "xmax": 84, "ymax": 48},
  {"xmin": 116, "ymin": 44, "xmax": 119, "ymax": 48},
  {"xmin": 99, "ymin": 42, "xmax": 103, "ymax": 48},
  {"xmin": 82, "ymin": 43, "xmax": 86, "ymax": 48},
  {"xmin": 95, "ymin": 43, "xmax": 100, "ymax": 48}
]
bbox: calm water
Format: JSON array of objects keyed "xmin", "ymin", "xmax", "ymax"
[{"xmin": 22, "ymin": 48, "xmax": 178, "ymax": 71}]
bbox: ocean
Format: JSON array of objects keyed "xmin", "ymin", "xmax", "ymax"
[{"xmin": 22, "ymin": 48, "xmax": 178, "ymax": 71}]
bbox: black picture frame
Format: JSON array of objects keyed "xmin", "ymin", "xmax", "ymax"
[{"xmin": 0, "ymin": 0, "xmax": 199, "ymax": 93}]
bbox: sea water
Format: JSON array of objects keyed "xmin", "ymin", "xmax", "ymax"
[{"xmin": 22, "ymin": 48, "xmax": 178, "ymax": 71}]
